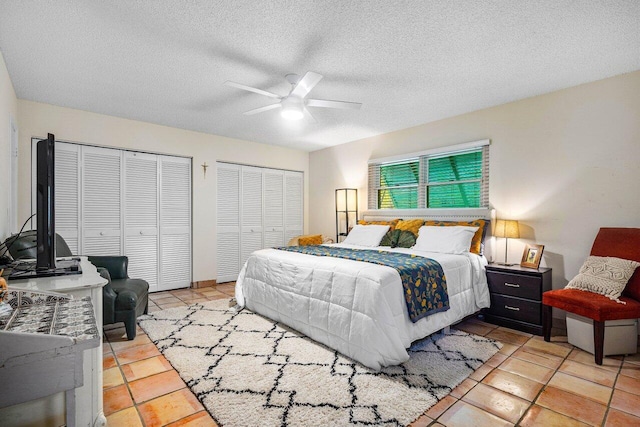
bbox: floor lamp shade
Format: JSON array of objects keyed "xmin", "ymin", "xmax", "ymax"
[
  {"xmin": 336, "ymin": 188, "xmax": 358, "ymax": 242},
  {"xmin": 494, "ymin": 219, "xmax": 520, "ymax": 265}
]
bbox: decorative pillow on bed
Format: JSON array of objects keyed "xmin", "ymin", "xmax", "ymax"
[
  {"xmin": 359, "ymin": 219, "xmax": 400, "ymax": 247},
  {"xmin": 342, "ymin": 224, "xmax": 390, "ymax": 247},
  {"xmin": 298, "ymin": 234, "xmax": 323, "ymax": 246},
  {"xmin": 565, "ymin": 256, "xmax": 640, "ymax": 303},
  {"xmin": 358, "ymin": 219, "xmax": 400, "ymax": 230},
  {"xmin": 413, "ymin": 226, "xmax": 479, "ymax": 254},
  {"xmin": 395, "ymin": 219, "xmax": 425, "ymax": 236},
  {"xmin": 379, "ymin": 229, "xmax": 418, "ymax": 248},
  {"xmin": 422, "ymin": 219, "xmax": 489, "ymax": 255}
]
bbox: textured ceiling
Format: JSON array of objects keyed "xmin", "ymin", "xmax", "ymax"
[{"xmin": 1, "ymin": 1, "xmax": 639, "ymax": 151}]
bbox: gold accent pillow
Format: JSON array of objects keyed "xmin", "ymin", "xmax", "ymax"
[
  {"xmin": 422, "ymin": 219, "xmax": 489, "ymax": 255},
  {"xmin": 395, "ymin": 219, "xmax": 425, "ymax": 236},
  {"xmin": 358, "ymin": 219, "xmax": 400, "ymax": 231},
  {"xmin": 298, "ymin": 234, "xmax": 323, "ymax": 246}
]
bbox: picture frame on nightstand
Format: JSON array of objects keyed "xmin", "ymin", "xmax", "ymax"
[{"xmin": 520, "ymin": 243, "xmax": 544, "ymax": 269}]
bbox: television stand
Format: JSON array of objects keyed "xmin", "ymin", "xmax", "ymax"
[
  {"xmin": 0, "ymin": 257, "xmax": 108, "ymax": 426},
  {"xmin": 6, "ymin": 258, "xmax": 82, "ymax": 280}
]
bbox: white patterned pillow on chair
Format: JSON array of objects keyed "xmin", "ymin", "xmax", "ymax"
[{"xmin": 566, "ymin": 256, "xmax": 640, "ymax": 303}]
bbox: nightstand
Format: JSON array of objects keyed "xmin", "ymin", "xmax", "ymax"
[{"xmin": 483, "ymin": 264, "xmax": 552, "ymax": 335}]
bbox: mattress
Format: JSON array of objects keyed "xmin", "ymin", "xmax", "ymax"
[{"xmin": 235, "ymin": 243, "xmax": 490, "ymax": 370}]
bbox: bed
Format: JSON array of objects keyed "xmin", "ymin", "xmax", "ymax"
[{"xmin": 235, "ymin": 208, "xmax": 492, "ymax": 370}]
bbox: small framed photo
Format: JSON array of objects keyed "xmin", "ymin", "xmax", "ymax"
[{"xmin": 521, "ymin": 244, "xmax": 544, "ymax": 269}]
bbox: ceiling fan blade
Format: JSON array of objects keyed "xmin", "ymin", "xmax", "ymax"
[
  {"xmin": 244, "ymin": 103, "xmax": 281, "ymax": 115},
  {"xmin": 307, "ymin": 99, "xmax": 362, "ymax": 110},
  {"xmin": 303, "ymin": 107, "xmax": 316, "ymax": 123},
  {"xmin": 225, "ymin": 81, "xmax": 281, "ymax": 99},
  {"xmin": 290, "ymin": 71, "xmax": 323, "ymax": 98}
]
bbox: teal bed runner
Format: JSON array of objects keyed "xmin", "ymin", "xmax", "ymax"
[{"xmin": 276, "ymin": 246, "xmax": 449, "ymax": 322}]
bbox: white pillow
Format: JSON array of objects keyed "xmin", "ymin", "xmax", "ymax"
[
  {"xmin": 342, "ymin": 224, "xmax": 390, "ymax": 247},
  {"xmin": 413, "ymin": 226, "xmax": 479, "ymax": 254}
]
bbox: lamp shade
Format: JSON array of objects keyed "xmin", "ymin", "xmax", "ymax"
[{"xmin": 494, "ymin": 219, "xmax": 520, "ymax": 239}]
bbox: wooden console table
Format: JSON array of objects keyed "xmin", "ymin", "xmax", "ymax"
[{"xmin": 0, "ymin": 257, "xmax": 107, "ymax": 427}]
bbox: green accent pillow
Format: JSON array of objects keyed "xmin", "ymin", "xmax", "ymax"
[
  {"xmin": 380, "ymin": 229, "xmax": 399, "ymax": 247},
  {"xmin": 379, "ymin": 229, "xmax": 416, "ymax": 248},
  {"xmin": 395, "ymin": 230, "xmax": 417, "ymax": 248}
]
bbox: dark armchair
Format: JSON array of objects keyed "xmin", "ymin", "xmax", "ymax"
[{"xmin": 88, "ymin": 256, "xmax": 149, "ymax": 340}]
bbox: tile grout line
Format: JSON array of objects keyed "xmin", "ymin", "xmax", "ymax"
[{"xmin": 600, "ymin": 353, "xmax": 625, "ymax": 426}]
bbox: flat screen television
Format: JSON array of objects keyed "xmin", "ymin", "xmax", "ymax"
[
  {"xmin": 36, "ymin": 133, "xmax": 56, "ymax": 270},
  {"xmin": 5, "ymin": 133, "xmax": 80, "ymax": 279}
]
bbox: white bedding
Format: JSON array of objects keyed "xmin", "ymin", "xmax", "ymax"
[{"xmin": 235, "ymin": 243, "xmax": 490, "ymax": 370}]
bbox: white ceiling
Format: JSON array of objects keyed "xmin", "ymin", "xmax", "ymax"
[{"xmin": 1, "ymin": 1, "xmax": 639, "ymax": 152}]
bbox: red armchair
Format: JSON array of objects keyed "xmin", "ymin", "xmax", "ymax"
[{"xmin": 543, "ymin": 228, "xmax": 640, "ymax": 365}]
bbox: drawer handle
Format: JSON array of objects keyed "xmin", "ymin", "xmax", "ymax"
[
  {"xmin": 504, "ymin": 282, "xmax": 520, "ymax": 288},
  {"xmin": 505, "ymin": 305, "xmax": 520, "ymax": 311}
]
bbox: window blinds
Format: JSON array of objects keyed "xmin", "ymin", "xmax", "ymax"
[{"xmin": 368, "ymin": 144, "xmax": 489, "ymax": 209}]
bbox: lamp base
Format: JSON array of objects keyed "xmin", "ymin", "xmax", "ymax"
[{"xmin": 494, "ymin": 262, "xmax": 518, "ymax": 266}]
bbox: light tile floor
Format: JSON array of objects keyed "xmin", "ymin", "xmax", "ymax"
[{"xmin": 103, "ymin": 284, "xmax": 640, "ymax": 426}]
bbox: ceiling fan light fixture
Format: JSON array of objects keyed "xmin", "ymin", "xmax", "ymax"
[
  {"xmin": 227, "ymin": 71, "xmax": 361, "ymax": 122},
  {"xmin": 280, "ymin": 98, "xmax": 304, "ymax": 120},
  {"xmin": 281, "ymin": 107, "xmax": 304, "ymax": 120}
]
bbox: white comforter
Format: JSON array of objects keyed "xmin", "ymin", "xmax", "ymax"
[{"xmin": 235, "ymin": 243, "xmax": 490, "ymax": 370}]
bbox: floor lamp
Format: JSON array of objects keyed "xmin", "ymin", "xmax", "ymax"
[{"xmin": 494, "ymin": 219, "xmax": 520, "ymax": 266}]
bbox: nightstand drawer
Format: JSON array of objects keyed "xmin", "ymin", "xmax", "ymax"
[
  {"xmin": 487, "ymin": 294, "xmax": 541, "ymax": 324},
  {"xmin": 487, "ymin": 272, "xmax": 541, "ymax": 300}
]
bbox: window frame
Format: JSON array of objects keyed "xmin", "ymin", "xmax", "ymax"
[{"xmin": 368, "ymin": 140, "xmax": 490, "ymax": 210}]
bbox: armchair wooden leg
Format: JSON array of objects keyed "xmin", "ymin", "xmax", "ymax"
[
  {"xmin": 593, "ymin": 320, "xmax": 605, "ymax": 365},
  {"xmin": 543, "ymin": 305, "xmax": 552, "ymax": 342}
]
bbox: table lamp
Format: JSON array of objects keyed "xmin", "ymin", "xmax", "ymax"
[{"xmin": 494, "ymin": 219, "xmax": 520, "ymax": 265}]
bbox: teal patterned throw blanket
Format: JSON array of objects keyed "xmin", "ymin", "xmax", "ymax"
[{"xmin": 276, "ymin": 246, "xmax": 449, "ymax": 322}]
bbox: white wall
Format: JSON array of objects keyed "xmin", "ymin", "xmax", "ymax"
[
  {"xmin": 309, "ymin": 71, "xmax": 640, "ymax": 296},
  {"xmin": 0, "ymin": 51, "xmax": 19, "ymax": 241},
  {"xmin": 17, "ymin": 100, "xmax": 309, "ymax": 282}
]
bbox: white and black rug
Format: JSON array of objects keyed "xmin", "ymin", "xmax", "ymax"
[{"xmin": 138, "ymin": 300, "xmax": 501, "ymax": 427}]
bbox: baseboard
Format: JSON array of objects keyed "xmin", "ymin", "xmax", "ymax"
[{"xmin": 191, "ymin": 279, "xmax": 217, "ymax": 289}]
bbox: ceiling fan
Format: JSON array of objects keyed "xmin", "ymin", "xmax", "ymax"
[{"xmin": 224, "ymin": 71, "xmax": 361, "ymax": 121}]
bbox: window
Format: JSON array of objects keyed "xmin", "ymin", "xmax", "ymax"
[
  {"xmin": 368, "ymin": 141, "xmax": 489, "ymax": 209},
  {"xmin": 378, "ymin": 160, "xmax": 419, "ymax": 209}
]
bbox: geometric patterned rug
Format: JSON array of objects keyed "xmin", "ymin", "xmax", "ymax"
[{"xmin": 138, "ymin": 300, "xmax": 502, "ymax": 427}]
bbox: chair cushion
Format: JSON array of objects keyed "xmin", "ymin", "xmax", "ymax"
[
  {"xmin": 591, "ymin": 228, "xmax": 640, "ymax": 301},
  {"xmin": 543, "ymin": 289, "xmax": 640, "ymax": 322}
]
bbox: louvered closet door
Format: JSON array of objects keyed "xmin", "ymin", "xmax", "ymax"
[
  {"xmin": 241, "ymin": 166, "xmax": 263, "ymax": 268},
  {"xmin": 216, "ymin": 163, "xmax": 240, "ymax": 283},
  {"xmin": 159, "ymin": 156, "xmax": 192, "ymax": 291},
  {"xmin": 284, "ymin": 171, "xmax": 304, "ymax": 243},
  {"xmin": 82, "ymin": 146, "xmax": 122, "ymax": 256},
  {"xmin": 263, "ymin": 169, "xmax": 284, "ymax": 248},
  {"xmin": 124, "ymin": 152, "xmax": 159, "ymax": 292},
  {"xmin": 54, "ymin": 142, "xmax": 80, "ymax": 254}
]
